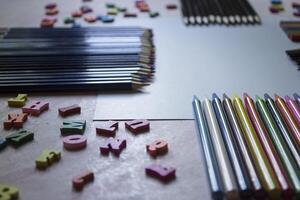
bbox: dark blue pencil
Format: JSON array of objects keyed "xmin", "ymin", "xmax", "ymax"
[
  {"xmin": 193, "ymin": 95, "xmax": 223, "ymax": 200},
  {"xmin": 294, "ymin": 93, "xmax": 300, "ymax": 107},
  {"xmin": 212, "ymin": 93, "xmax": 252, "ymax": 198}
]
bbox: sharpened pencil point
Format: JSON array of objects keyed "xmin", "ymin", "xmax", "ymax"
[
  {"xmin": 264, "ymin": 93, "xmax": 271, "ymax": 100},
  {"xmin": 293, "ymin": 93, "xmax": 300, "ymax": 100}
]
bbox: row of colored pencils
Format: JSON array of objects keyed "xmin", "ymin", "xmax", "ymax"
[
  {"xmin": 0, "ymin": 27, "xmax": 155, "ymax": 92},
  {"xmin": 286, "ymin": 48, "xmax": 300, "ymax": 70},
  {"xmin": 280, "ymin": 21, "xmax": 300, "ymax": 42},
  {"xmin": 180, "ymin": 0, "xmax": 261, "ymax": 26},
  {"xmin": 193, "ymin": 93, "xmax": 300, "ymax": 199}
]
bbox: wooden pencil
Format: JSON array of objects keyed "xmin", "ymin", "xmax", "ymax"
[
  {"xmin": 275, "ymin": 94, "xmax": 300, "ymax": 150},
  {"xmin": 212, "ymin": 94, "xmax": 252, "ymax": 197},
  {"xmin": 244, "ymin": 93, "xmax": 290, "ymax": 198},
  {"xmin": 285, "ymin": 95, "xmax": 300, "ymax": 125},
  {"xmin": 223, "ymin": 94, "xmax": 264, "ymax": 198},
  {"xmin": 193, "ymin": 96, "xmax": 224, "ymax": 200},
  {"xmin": 203, "ymin": 98, "xmax": 238, "ymax": 199},
  {"xmin": 0, "ymin": 27, "xmax": 154, "ymax": 92},
  {"xmin": 232, "ymin": 95, "xmax": 281, "ymax": 199},
  {"xmin": 293, "ymin": 93, "xmax": 300, "ymax": 107},
  {"xmin": 265, "ymin": 94, "xmax": 300, "ymax": 170},
  {"xmin": 256, "ymin": 95, "xmax": 300, "ymax": 199}
]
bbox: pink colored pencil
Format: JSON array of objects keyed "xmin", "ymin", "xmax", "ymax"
[{"xmin": 285, "ymin": 96, "xmax": 300, "ymax": 126}]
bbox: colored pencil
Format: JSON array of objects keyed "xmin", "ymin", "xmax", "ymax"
[
  {"xmin": 293, "ymin": 93, "xmax": 300, "ymax": 107},
  {"xmin": 285, "ymin": 95, "xmax": 300, "ymax": 125},
  {"xmin": 193, "ymin": 96, "xmax": 223, "ymax": 200},
  {"xmin": 232, "ymin": 95, "xmax": 281, "ymax": 199},
  {"xmin": 275, "ymin": 94, "xmax": 300, "ymax": 149},
  {"xmin": 203, "ymin": 98, "xmax": 238, "ymax": 199},
  {"xmin": 212, "ymin": 94, "xmax": 252, "ymax": 197},
  {"xmin": 256, "ymin": 95, "xmax": 300, "ymax": 198},
  {"xmin": 265, "ymin": 94, "xmax": 300, "ymax": 170},
  {"xmin": 244, "ymin": 93, "xmax": 290, "ymax": 198},
  {"xmin": 223, "ymin": 94, "xmax": 264, "ymax": 198},
  {"xmin": 0, "ymin": 27, "xmax": 154, "ymax": 92}
]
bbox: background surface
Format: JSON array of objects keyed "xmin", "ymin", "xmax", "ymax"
[{"xmin": 0, "ymin": 0, "xmax": 299, "ymax": 199}]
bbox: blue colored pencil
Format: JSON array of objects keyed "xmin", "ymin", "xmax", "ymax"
[
  {"xmin": 212, "ymin": 93, "xmax": 252, "ymax": 198},
  {"xmin": 193, "ymin": 95, "xmax": 223, "ymax": 200}
]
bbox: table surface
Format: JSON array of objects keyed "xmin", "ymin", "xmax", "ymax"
[
  {"xmin": 0, "ymin": 94, "xmax": 209, "ymax": 200},
  {"xmin": 0, "ymin": 0, "xmax": 300, "ymax": 199}
]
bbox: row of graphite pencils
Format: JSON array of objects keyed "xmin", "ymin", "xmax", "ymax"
[
  {"xmin": 180, "ymin": 0, "xmax": 261, "ymax": 25},
  {"xmin": 0, "ymin": 27, "xmax": 154, "ymax": 92},
  {"xmin": 193, "ymin": 93, "xmax": 300, "ymax": 199}
]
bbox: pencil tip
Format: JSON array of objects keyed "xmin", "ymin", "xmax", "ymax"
[
  {"xmin": 212, "ymin": 93, "xmax": 218, "ymax": 99},
  {"xmin": 232, "ymin": 93, "xmax": 239, "ymax": 99},
  {"xmin": 243, "ymin": 93, "xmax": 249, "ymax": 99},
  {"xmin": 255, "ymin": 95, "xmax": 261, "ymax": 101},
  {"xmin": 274, "ymin": 94, "xmax": 281, "ymax": 100},
  {"xmin": 223, "ymin": 93, "xmax": 229, "ymax": 99},
  {"xmin": 285, "ymin": 95, "xmax": 291, "ymax": 101},
  {"xmin": 193, "ymin": 95, "xmax": 199, "ymax": 101},
  {"xmin": 294, "ymin": 93, "xmax": 300, "ymax": 99},
  {"xmin": 264, "ymin": 93, "xmax": 271, "ymax": 100}
]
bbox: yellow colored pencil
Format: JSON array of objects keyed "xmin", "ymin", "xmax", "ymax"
[{"xmin": 232, "ymin": 95, "xmax": 281, "ymax": 199}]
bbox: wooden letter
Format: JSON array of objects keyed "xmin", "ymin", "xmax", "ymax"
[
  {"xmin": 58, "ymin": 104, "xmax": 81, "ymax": 117},
  {"xmin": 0, "ymin": 184, "xmax": 19, "ymax": 200},
  {"xmin": 145, "ymin": 164, "xmax": 176, "ymax": 182},
  {"xmin": 146, "ymin": 139, "xmax": 168, "ymax": 157},
  {"xmin": 3, "ymin": 113, "xmax": 28, "ymax": 130},
  {"xmin": 5, "ymin": 130, "xmax": 34, "ymax": 147},
  {"xmin": 63, "ymin": 135, "xmax": 87, "ymax": 150},
  {"xmin": 8, "ymin": 94, "xmax": 27, "ymax": 107},
  {"xmin": 72, "ymin": 170, "xmax": 94, "ymax": 190},
  {"xmin": 35, "ymin": 149, "xmax": 61, "ymax": 170},
  {"xmin": 22, "ymin": 101, "xmax": 49, "ymax": 116},
  {"xmin": 60, "ymin": 120, "xmax": 86, "ymax": 136},
  {"xmin": 96, "ymin": 121, "xmax": 118, "ymax": 137},
  {"xmin": 99, "ymin": 137, "xmax": 126, "ymax": 156},
  {"xmin": 125, "ymin": 119, "xmax": 150, "ymax": 134}
]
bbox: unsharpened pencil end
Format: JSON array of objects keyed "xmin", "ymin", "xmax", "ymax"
[
  {"xmin": 284, "ymin": 95, "xmax": 291, "ymax": 102},
  {"xmin": 223, "ymin": 93, "xmax": 229, "ymax": 100},
  {"xmin": 243, "ymin": 93, "xmax": 250, "ymax": 99},
  {"xmin": 193, "ymin": 95, "xmax": 199, "ymax": 102},
  {"xmin": 274, "ymin": 94, "xmax": 281, "ymax": 100},
  {"xmin": 231, "ymin": 93, "xmax": 240, "ymax": 100},
  {"xmin": 264, "ymin": 93, "xmax": 271, "ymax": 100},
  {"xmin": 212, "ymin": 93, "xmax": 219, "ymax": 100},
  {"xmin": 255, "ymin": 95, "xmax": 262, "ymax": 101}
]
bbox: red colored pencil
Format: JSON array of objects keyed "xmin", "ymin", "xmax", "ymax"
[
  {"xmin": 275, "ymin": 94, "xmax": 300, "ymax": 149},
  {"xmin": 244, "ymin": 93, "xmax": 292, "ymax": 198}
]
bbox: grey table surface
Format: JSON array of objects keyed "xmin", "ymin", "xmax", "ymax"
[
  {"xmin": 0, "ymin": 0, "xmax": 299, "ymax": 199},
  {"xmin": 0, "ymin": 94, "xmax": 208, "ymax": 200}
]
